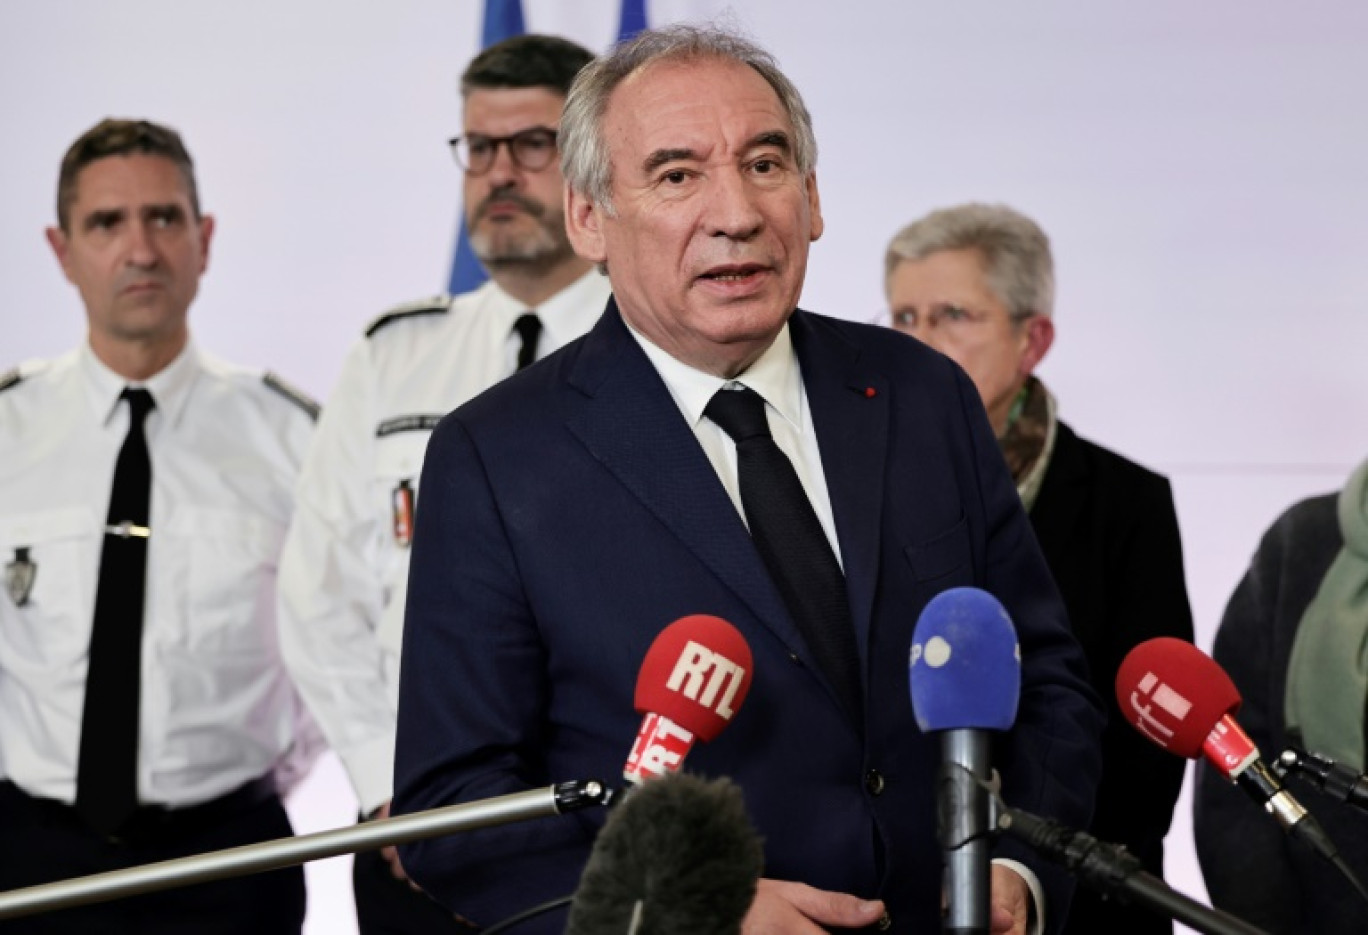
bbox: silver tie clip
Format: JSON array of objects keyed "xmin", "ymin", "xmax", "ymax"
[{"xmin": 105, "ymin": 521, "xmax": 151, "ymax": 539}]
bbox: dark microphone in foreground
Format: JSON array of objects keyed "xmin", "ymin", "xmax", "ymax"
[
  {"xmin": 1116, "ymin": 638, "xmax": 1368, "ymax": 903},
  {"xmin": 566, "ymin": 772, "xmax": 763, "ymax": 935},
  {"xmin": 909, "ymin": 587, "xmax": 1021, "ymax": 935},
  {"xmin": 623, "ymin": 614, "xmax": 754, "ymax": 784},
  {"xmin": 1277, "ymin": 746, "xmax": 1368, "ymax": 814}
]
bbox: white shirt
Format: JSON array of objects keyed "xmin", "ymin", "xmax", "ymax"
[
  {"xmin": 628, "ymin": 322, "xmax": 842, "ymax": 563},
  {"xmin": 0, "ymin": 341, "xmax": 320, "ymax": 808},
  {"xmin": 277, "ymin": 269, "xmax": 611, "ymax": 812},
  {"xmin": 630, "ymin": 319, "xmax": 1046, "ymax": 934}
]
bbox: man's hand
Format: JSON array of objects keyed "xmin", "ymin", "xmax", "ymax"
[
  {"xmin": 990, "ymin": 863, "xmax": 1032, "ymax": 935},
  {"xmin": 743, "ymin": 879, "xmax": 886, "ymax": 934},
  {"xmin": 368, "ymin": 800, "xmax": 413, "ymax": 885}
]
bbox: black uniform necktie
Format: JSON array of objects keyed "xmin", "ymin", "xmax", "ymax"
[
  {"xmin": 513, "ymin": 313, "xmax": 543, "ymax": 372},
  {"xmin": 76, "ymin": 387, "xmax": 155, "ymax": 836},
  {"xmin": 704, "ymin": 384, "xmax": 863, "ymax": 720}
]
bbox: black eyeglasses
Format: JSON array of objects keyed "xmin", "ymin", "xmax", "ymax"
[{"xmin": 448, "ymin": 126, "xmax": 559, "ymax": 175}]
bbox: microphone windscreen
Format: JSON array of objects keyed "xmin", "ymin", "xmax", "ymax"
[
  {"xmin": 909, "ymin": 587, "xmax": 1020, "ymax": 732},
  {"xmin": 1114, "ymin": 637, "xmax": 1241, "ymax": 758},
  {"xmin": 635, "ymin": 615, "xmax": 753, "ymax": 742},
  {"xmin": 566, "ymin": 772, "xmax": 763, "ymax": 935}
]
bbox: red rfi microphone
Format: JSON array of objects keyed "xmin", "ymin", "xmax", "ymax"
[
  {"xmin": 1115, "ymin": 637, "xmax": 1244, "ymax": 767},
  {"xmin": 623, "ymin": 615, "xmax": 753, "ymax": 784},
  {"xmin": 1115, "ymin": 637, "xmax": 1342, "ymax": 860}
]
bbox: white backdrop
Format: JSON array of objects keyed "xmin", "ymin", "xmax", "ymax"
[{"xmin": 3, "ymin": 2, "xmax": 1367, "ymax": 931}]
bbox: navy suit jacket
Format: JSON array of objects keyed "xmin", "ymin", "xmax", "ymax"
[{"xmin": 394, "ymin": 302, "xmax": 1101, "ymax": 933}]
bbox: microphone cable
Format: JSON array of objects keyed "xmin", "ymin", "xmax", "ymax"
[{"xmin": 481, "ymin": 895, "xmax": 575, "ymax": 935}]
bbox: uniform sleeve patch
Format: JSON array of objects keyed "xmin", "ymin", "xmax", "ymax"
[
  {"xmin": 365, "ymin": 296, "xmax": 450, "ymax": 338},
  {"xmin": 263, "ymin": 372, "xmax": 321, "ymax": 421}
]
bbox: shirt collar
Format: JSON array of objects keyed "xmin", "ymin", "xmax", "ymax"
[
  {"xmin": 537, "ymin": 269, "xmax": 610, "ymax": 347},
  {"xmin": 79, "ymin": 338, "xmax": 201, "ymax": 428},
  {"xmin": 626, "ymin": 320, "xmax": 804, "ymax": 432},
  {"xmin": 486, "ymin": 268, "xmax": 610, "ymax": 345}
]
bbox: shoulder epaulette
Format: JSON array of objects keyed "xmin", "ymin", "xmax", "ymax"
[
  {"xmin": 263, "ymin": 372, "xmax": 321, "ymax": 422},
  {"xmin": 365, "ymin": 296, "xmax": 450, "ymax": 338},
  {"xmin": 0, "ymin": 367, "xmax": 21, "ymax": 395}
]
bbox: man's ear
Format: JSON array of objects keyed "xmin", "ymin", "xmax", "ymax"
[
  {"xmin": 565, "ymin": 187, "xmax": 607, "ymax": 264},
  {"xmin": 805, "ymin": 170, "xmax": 824, "ymax": 242},
  {"xmin": 197, "ymin": 214, "xmax": 216, "ymax": 275},
  {"xmin": 44, "ymin": 226, "xmax": 76, "ymax": 285},
  {"xmin": 1019, "ymin": 314, "xmax": 1055, "ymax": 377}
]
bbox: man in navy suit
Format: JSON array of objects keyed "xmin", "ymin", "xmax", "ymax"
[{"xmin": 394, "ymin": 24, "xmax": 1102, "ymax": 935}]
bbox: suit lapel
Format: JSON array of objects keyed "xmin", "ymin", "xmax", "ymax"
[
  {"xmin": 562, "ymin": 302, "xmax": 806, "ymax": 653},
  {"xmin": 790, "ymin": 312, "xmax": 890, "ymax": 662}
]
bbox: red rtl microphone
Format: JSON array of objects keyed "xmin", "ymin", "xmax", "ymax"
[
  {"xmin": 1115, "ymin": 637, "xmax": 1341, "ymax": 863},
  {"xmin": 623, "ymin": 615, "xmax": 753, "ymax": 784}
]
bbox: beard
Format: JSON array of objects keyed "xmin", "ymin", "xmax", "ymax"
[{"xmin": 468, "ymin": 188, "xmax": 576, "ymax": 270}]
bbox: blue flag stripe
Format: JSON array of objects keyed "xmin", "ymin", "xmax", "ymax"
[{"xmin": 616, "ymin": 0, "xmax": 647, "ymax": 42}]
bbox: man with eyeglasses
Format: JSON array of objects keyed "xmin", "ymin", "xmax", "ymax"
[
  {"xmin": 885, "ymin": 202, "xmax": 1194, "ymax": 935},
  {"xmin": 275, "ymin": 34, "xmax": 606, "ymax": 934}
]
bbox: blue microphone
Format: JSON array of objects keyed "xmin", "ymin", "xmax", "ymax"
[{"xmin": 909, "ymin": 587, "xmax": 1022, "ymax": 935}]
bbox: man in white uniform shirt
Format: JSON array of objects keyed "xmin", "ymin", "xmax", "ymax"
[
  {"xmin": 276, "ymin": 34, "xmax": 607, "ymax": 933},
  {"xmin": 0, "ymin": 119, "xmax": 320, "ymax": 933}
]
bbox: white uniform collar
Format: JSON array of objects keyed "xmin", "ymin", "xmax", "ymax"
[
  {"xmin": 79, "ymin": 338, "xmax": 200, "ymax": 429},
  {"xmin": 483, "ymin": 268, "xmax": 609, "ymax": 348}
]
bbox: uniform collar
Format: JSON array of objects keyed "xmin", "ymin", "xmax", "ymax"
[
  {"xmin": 79, "ymin": 339, "xmax": 201, "ymax": 429},
  {"xmin": 486, "ymin": 268, "xmax": 610, "ymax": 347},
  {"xmin": 626, "ymin": 320, "xmax": 804, "ymax": 433}
]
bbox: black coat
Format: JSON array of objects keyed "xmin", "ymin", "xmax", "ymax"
[
  {"xmin": 1030, "ymin": 421, "xmax": 1194, "ymax": 935},
  {"xmin": 1194, "ymin": 492, "xmax": 1368, "ymax": 934}
]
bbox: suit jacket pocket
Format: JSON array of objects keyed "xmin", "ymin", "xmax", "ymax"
[{"xmin": 903, "ymin": 515, "xmax": 971, "ymax": 583}]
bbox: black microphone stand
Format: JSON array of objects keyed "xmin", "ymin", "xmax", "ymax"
[
  {"xmin": 996, "ymin": 806, "xmax": 1267, "ymax": 935},
  {"xmin": 939, "ymin": 732, "xmax": 993, "ymax": 934},
  {"xmin": 947, "ymin": 765, "xmax": 1268, "ymax": 935},
  {"xmin": 1277, "ymin": 746, "xmax": 1368, "ymax": 814}
]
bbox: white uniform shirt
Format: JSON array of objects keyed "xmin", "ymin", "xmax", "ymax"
[
  {"xmin": 0, "ymin": 341, "xmax": 320, "ymax": 808},
  {"xmin": 277, "ymin": 270, "xmax": 611, "ymax": 812}
]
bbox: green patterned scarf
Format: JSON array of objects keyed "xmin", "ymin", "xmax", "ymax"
[
  {"xmin": 1284, "ymin": 457, "xmax": 1368, "ymax": 770},
  {"xmin": 998, "ymin": 376, "xmax": 1057, "ymax": 513}
]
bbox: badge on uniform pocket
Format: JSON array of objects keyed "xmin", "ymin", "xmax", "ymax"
[
  {"xmin": 392, "ymin": 480, "xmax": 415, "ymax": 548},
  {"xmin": 5, "ymin": 547, "xmax": 36, "ymax": 607}
]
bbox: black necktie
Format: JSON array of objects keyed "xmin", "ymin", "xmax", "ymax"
[
  {"xmin": 76, "ymin": 387, "xmax": 155, "ymax": 836},
  {"xmin": 705, "ymin": 384, "xmax": 863, "ymax": 720},
  {"xmin": 513, "ymin": 313, "xmax": 543, "ymax": 372}
]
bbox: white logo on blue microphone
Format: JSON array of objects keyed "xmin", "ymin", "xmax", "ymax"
[
  {"xmin": 924, "ymin": 636, "xmax": 951, "ymax": 667},
  {"xmin": 909, "ymin": 636, "xmax": 953, "ymax": 669}
]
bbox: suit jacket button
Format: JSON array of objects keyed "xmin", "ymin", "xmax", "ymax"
[{"xmin": 865, "ymin": 768, "xmax": 885, "ymax": 796}]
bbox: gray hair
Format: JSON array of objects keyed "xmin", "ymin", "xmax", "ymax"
[
  {"xmin": 559, "ymin": 23, "xmax": 818, "ymax": 214},
  {"xmin": 884, "ymin": 203, "xmax": 1056, "ymax": 320}
]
